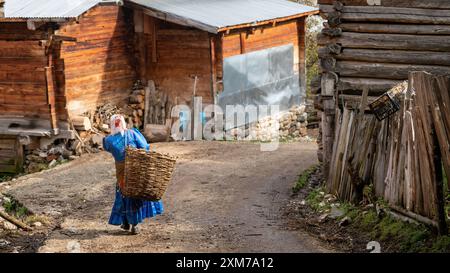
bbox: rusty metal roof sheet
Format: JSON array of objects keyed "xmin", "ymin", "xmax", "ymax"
[{"xmin": 128, "ymin": 0, "xmax": 318, "ymax": 33}]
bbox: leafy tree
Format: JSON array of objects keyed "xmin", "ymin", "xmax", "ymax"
[{"xmin": 291, "ymin": 0, "xmax": 322, "ymax": 97}]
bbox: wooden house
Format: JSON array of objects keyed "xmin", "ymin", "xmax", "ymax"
[{"xmin": 0, "ymin": 0, "xmax": 317, "ymax": 173}]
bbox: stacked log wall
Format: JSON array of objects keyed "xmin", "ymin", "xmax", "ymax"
[
  {"xmin": 57, "ymin": 5, "xmax": 137, "ymax": 117},
  {"xmin": 318, "ymin": 0, "xmax": 450, "ymax": 97}
]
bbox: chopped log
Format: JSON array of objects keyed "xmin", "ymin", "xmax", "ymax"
[
  {"xmin": 321, "ymin": 5, "xmax": 450, "ymax": 17},
  {"xmin": 340, "ymin": 23, "xmax": 450, "ymax": 35},
  {"xmin": 337, "ymin": 77, "xmax": 402, "ymax": 93},
  {"xmin": 144, "ymin": 124, "xmax": 169, "ymax": 143},
  {"xmin": 319, "ymin": 48, "xmax": 450, "ymax": 66},
  {"xmin": 321, "ymin": 8, "xmax": 450, "ymax": 25},
  {"xmin": 327, "ymin": 11, "xmax": 342, "ymax": 27},
  {"xmin": 333, "ymin": 1, "xmax": 344, "ymax": 11},
  {"xmin": 333, "ymin": 61, "xmax": 450, "ymax": 80},
  {"xmin": 318, "ymin": 32, "xmax": 450, "ymax": 52},
  {"xmin": 322, "ymin": 43, "xmax": 342, "ymax": 55},
  {"xmin": 0, "ymin": 210, "xmax": 33, "ymax": 231},
  {"xmin": 129, "ymin": 94, "xmax": 144, "ymax": 104},
  {"xmin": 390, "ymin": 206, "xmax": 439, "ymax": 228},
  {"xmin": 321, "ymin": 72, "xmax": 337, "ymax": 96},
  {"xmin": 320, "ymin": 57, "xmax": 337, "ymax": 71},
  {"xmin": 322, "ymin": 27, "xmax": 343, "ymax": 37},
  {"xmin": 71, "ymin": 116, "xmax": 92, "ymax": 131}
]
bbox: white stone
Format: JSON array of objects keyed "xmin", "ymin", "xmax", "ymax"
[
  {"xmin": 3, "ymin": 221, "xmax": 17, "ymax": 230},
  {"xmin": 48, "ymin": 159, "xmax": 58, "ymax": 168},
  {"xmin": 32, "ymin": 222, "xmax": 43, "ymax": 227}
]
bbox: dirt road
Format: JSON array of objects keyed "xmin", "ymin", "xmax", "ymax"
[{"xmin": 3, "ymin": 141, "xmax": 332, "ymax": 253}]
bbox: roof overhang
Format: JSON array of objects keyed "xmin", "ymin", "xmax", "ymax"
[{"xmin": 126, "ymin": 0, "xmax": 319, "ymax": 34}]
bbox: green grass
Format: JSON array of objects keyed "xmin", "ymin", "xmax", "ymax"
[
  {"xmin": 0, "ymin": 173, "xmax": 13, "ymax": 183},
  {"xmin": 304, "ymin": 188, "xmax": 450, "ymax": 252},
  {"xmin": 2, "ymin": 196, "xmax": 30, "ymax": 219},
  {"xmin": 306, "ymin": 187, "xmax": 331, "ymax": 212},
  {"xmin": 432, "ymin": 236, "xmax": 450, "ymax": 253},
  {"xmin": 293, "ymin": 165, "xmax": 319, "ymax": 194}
]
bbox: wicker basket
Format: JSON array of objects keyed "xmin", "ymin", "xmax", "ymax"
[{"xmin": 123, "ymin": 147, "xmax": 177, "ymax": 201}]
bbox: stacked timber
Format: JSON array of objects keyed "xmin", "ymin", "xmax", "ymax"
[
  {"xmin": 327, "ymin": 74, "xmax": 449, "ymax": 233},
  {"xmin": 316, "ymin": 0, "xmax": 450, "ymax": 176}
]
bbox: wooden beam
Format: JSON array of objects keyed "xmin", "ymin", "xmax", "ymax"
[
  {"xmin": 134, "ymin": 9, "xmax": 144, "ymax": 33},
  {"xmin": 14, "ymin": 136, "xmax": 23, "ymax": 173},
  {"xmin": 239, "ymin": 32, "xmax": 246, "ymax": 54},
  {"xmin": 337, "ymin": 77, "xmax": 402, "ymax": 93},
  {"xmin": 321, "ymin": 5, "xmax": 450, "ymax": 17},
  {"xmin": 340, "ymin": 23, "xmax": 450, "ymax": 35},
  {"xmin": 141, "ymin": 7, "xmax": 218, "ymax": 34},
  {"xmin": 0, "ymin": 210, "xmax": 32, "ymax": 231},
  {"xmin": 217, "ymin": 11, "xmax": 319, "ymax": 33},
  {"xmin": 319, "ymin": 48, "xmax": 450, "ymax": 66},
  {"xmin": 210, "ymin": 36, "xmax": 218, "ymax": 103},
  {"xmin": 332, "ymin": 61, "xmax": 450, "ymax": 80},
  {"xmin": 318, "ymin": 0, "xmax": 450, "ymax": 9},
  {"xmin": 45, "ymin": 45, "xmax": 58, "ymax": 133},
  {"xmin": 318, "ymin": 32, "xmax": 450, "ymax": 52},
  {"xmin": 149, "ymin": 16, "xmax": 157, "ymax": 63}
]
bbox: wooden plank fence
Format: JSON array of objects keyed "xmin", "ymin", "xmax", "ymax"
[{"xmin": 327, "ymin": 71, "xmax": 449, "ymax": 234}]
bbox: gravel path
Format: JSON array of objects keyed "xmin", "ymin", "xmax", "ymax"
[{"xmin": 3, "ymin": 141, "xmax": 332, "ymax": 253}]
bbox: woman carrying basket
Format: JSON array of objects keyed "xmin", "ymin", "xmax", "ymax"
[{"xmin": 103, "ymin": 115, "xmax": 164, "ymax": 235}]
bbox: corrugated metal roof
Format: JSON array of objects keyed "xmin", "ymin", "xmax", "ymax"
[
  {"xmin": 4, "ymin": 0, "xmax": 116, "ymax": 19},
  {"xmin": 129, "ymin": 0, "xmax": 318, "ymax": 33}
]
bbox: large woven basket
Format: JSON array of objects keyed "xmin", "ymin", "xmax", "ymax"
[{"xmin": 123, "ymin": 147, "xmax": 177, "ymax": 201}]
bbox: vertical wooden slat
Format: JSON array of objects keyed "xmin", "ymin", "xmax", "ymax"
[
  {"xmin": 210, "ymin": 35, "xmax": 218, "ymax": 104},
  {"xmin": 45, "ymin": 51, "xmax": 58, "ymax": 131},
  {"xmin": 239, "ymin": 32, "xmax": 246, "ymax": 54}
]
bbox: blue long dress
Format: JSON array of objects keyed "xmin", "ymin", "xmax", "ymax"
[{"xmin": 103, "ymin": 128, "xmax": 164, "ymax": 226}]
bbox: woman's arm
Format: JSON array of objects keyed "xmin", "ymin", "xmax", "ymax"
[
  {"xmin": 131, "ymin": 129, "xmax": 150, "ymax": 151},
  {"xmin": 103, "ymin": 136, "xmax": 110, "ymax": 152}
]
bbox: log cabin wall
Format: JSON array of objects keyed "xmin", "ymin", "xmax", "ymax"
[
  {"xmin": 56, "ymin": 5, "xmax": 137, "ymax": 117},
  {"xmin": 317, "ymin": 0, "xmax": 450, "ymax": 176},
  {"xmin": 0, "ymin": 22, "xmax": 51, "ymax": 121},
  {"xmin": 217, "ymin": 18, "xmax": 306, "ymax": 95},
  {"xmin": 135, "ymin": 12, "xmax": 214, "ymax": 106}
]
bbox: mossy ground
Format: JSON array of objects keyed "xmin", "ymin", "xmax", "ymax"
[
  {"xmin": 2, "ymin": 195, "xmax": 31, "ymax": 220},
  {"xmin": 0, "ymin": 173, "xmax": 13, "ymax": 183},
  {"xmin": 303, "ymin": 186, "xmax": 450, "ymax": 253},
  {"xmin": 293, "ymin": 165, "xmax": 320, "ymax": 194}
]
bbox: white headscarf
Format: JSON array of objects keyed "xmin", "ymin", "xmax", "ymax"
[{"xmin": 110, "ymin": 114, "xmax": 127, "ymax": 136}]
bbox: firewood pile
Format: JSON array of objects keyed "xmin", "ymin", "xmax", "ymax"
[
  {"xmin": 327, "ymin": 73, "xmax": 450, "ymax": 233},
  {"xmin": 24, "ymin": 143, "xmax": 75, "ymax": 174},
  {"xmin": 21, "ymin": 81, "xmax": 152, "ymax": 174}
]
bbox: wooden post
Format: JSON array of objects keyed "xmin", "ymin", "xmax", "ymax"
[
  {"xmin": 210, "ymin": 36, "xmax": 218, "ymax": 104},
  {"xmin": 239, "ymin": 32, "xmax": 246, "ymax": 54},
  {"xmin": 431, "ymin": 120, "xmax": 448, "ymax": 235},
  {"xmin": 45, "ymin": 37, "xmax": 59, "ymax": 134}
]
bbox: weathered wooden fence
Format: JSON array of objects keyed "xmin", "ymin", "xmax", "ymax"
[{"xmin": 327, "ymin": 72, "xmax": 449, "ymax": 234}]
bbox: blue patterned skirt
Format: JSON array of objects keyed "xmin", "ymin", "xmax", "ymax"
[{"xmin": 109, "ymin": 187, "xmax": 164, "ymax": 226}]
